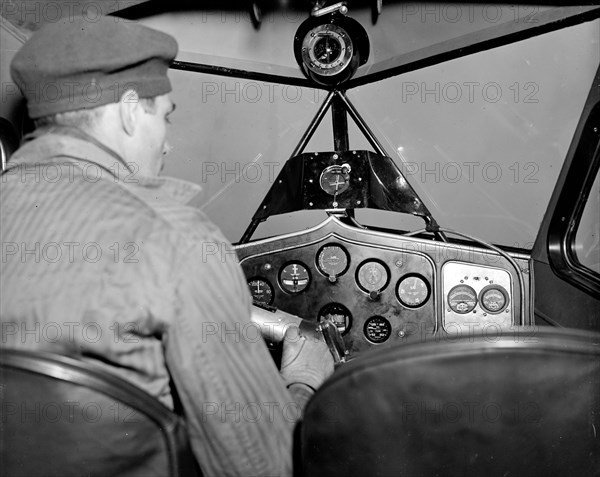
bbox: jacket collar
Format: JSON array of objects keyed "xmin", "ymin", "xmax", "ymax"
[{"xmin": 9, "ymin": 126, "xmax": 202, "ymax": 206}]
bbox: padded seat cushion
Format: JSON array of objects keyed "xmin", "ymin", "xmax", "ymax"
[{"xmin": 300, "ymin": 328, "xmax": 600, "ymax": 477}]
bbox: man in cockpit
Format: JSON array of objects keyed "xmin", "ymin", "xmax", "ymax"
[{"xmin": 0, "ymin": 15, "xmax": 333, "ymax": 476}]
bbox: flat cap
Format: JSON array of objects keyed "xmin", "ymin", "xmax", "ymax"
[{"xmin": 11, "ymin": 15, "xmax": 178, "ymax": 119}]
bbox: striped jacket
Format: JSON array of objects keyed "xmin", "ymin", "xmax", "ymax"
[{"xmin": 0, "ymin": 127, "xmax": 295, "ymax": 476}]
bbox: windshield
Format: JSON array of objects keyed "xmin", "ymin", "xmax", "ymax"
[{"xmin": 162, "ymin": 18, "xmax": 599, "ymax": 248}]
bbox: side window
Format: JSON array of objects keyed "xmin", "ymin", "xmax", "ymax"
[
  {"xmin": 547, "ymin": 98, "xmax": 600, "ymax": 299},
  {"xmin": 573, "ymin": 169, "xmax": 600, "ymax": 275}
]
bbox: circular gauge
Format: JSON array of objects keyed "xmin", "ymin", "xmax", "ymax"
[
  {"xmin": 314, "ymin": 34, "xmax": 342, "ymax": 64},
  {"xmin": 318, "ymin": 303, "xmax": 352, "ymax": 335},
  {"xmin": 294, "ymin": 15, "xmax": 369, "ymax": 86},
  {"xmin": 279, "ymin": 262, "xmax": 311, "ymax": 294},
  {"xmin": 319, "ymin": 164, "xmax": 351, "ymax": 196},
  {"xmin": 356, "ymin": 260, "xmax": 390, "ymax": 293},
  {"xmin": 479, "ymin": 285, "xmax": 509, "ymax": 314},
  {"xmin": 247, "ymin": 278, "xmax": 274, "ymax": 305},
  {"xmin": 364, "ymin": 316, "xmax": 392, "ymax": 344},
  {"xmin": 317, "ymin": 244, "xmax": 349, "ymax": 281},
  {"xmin": 448, "ymin": 285, "xmax": 478, "ymax": 314},
  {"xmin": 301, "ymin": 24, "xmax": 353, "ymax": 77},
  {"xmin": 396, "ymin": 274, "xmax": 431, "ymax": 308}
]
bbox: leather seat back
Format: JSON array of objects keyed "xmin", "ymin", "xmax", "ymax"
[
  {"xmin": 300, "ymin": 328, "xmax": 600, "ymax": 477},
  {"xmin": 1, "ymin": 349, "xmax": 202, "ymax": 477}
]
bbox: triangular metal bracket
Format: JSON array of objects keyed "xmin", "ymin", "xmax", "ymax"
[{"xmin": 239, "ymin": 90, "xmax": 444, "ymax": 243}]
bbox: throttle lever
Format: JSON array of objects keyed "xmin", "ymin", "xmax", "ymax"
[
  {"xmin": 318, "ymin": 317, "xmax": 348, "ymax": 365},
  {"xmin": 251, "ymin": 303, "xmax": 349, "ymax": 365}
]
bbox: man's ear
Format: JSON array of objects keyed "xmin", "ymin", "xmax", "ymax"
[{"xmin": 119, "ymin": 89, "xmax": 141, "ymax": 136}]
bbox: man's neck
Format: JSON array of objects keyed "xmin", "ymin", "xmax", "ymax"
[{"xmin": 29, "ymin": 125, "xmax": 132, "ymax": 173}]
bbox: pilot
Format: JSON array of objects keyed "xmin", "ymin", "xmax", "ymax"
[{"xmin": 1, "ymin": 15, "xmax": 333, "ymax": 476}]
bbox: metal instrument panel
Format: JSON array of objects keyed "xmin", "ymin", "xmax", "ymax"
[
  {"xmin": 442, "ymin": 262, "xmax": 514, "ymax": 334},
  {"xmin": 235, "ymin": 217, "xmax": 530, "ymax": 358}
]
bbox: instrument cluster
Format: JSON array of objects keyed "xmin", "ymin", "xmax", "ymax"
[
  {"xmin": 237, "ymin": 220, "xmax": 437, "ymax": 356},
  {"xmin": 236, "ymin": 217, "xmax": 527, "ymax": 358},
  {"xmin": 442, "ymin": 261, "xmax": 513, "ymax": 333}
]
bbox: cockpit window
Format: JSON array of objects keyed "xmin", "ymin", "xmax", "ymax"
[
  {"xmin": 574, "ymin": 167, "xmax": 600, "ymax": 275},
  {"xmin": 164, "ymin": 19, "xmax": 599, "ymax": 248},
  {"xmin": 347, "ymin": 19, "xmax": 599, "ymax": 249}
]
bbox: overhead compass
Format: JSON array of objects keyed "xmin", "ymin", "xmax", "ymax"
[
  {"xmin": 301, "ymin": 23, "xmax": 353, "ymax": 78},
  {"xmin": 293, "ymin": 12, "xmax": 370, "ymax": 86}
]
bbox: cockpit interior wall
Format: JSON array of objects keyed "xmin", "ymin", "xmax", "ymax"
[{"xmin": 1, "ymin": 4, "xmax": 599, "ymax": 248}]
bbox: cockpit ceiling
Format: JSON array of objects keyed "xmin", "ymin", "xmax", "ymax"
[{"xmin": 2, "ymin": 2, "xmax": 599, "ymax": 88}]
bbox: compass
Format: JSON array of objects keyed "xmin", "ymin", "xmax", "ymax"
[
  {"xmin": 294, "ymin": 13, "xmax": 370, "ymax": 86},
  {"xmin": 301, "ymin": 24, "xmax": 353, "ymax": 78}
]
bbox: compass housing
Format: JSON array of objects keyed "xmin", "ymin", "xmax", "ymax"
[{"xmin": 294, "ymin": 13, "xmax": 370, "ymax": 87}]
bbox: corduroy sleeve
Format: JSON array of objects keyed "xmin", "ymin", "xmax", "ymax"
[{"xmin": 163, "ymin": 234, "xmax": 297, "ymax": 477}]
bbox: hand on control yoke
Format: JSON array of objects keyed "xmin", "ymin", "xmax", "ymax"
[{"xmin": 280, "ymin": 324, "xmax": 334, "ymax": 392}]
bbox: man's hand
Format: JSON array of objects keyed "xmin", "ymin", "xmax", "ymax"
[{"xmin": 280, "ymin": 325, "xmax": 335, "ymax": 391}]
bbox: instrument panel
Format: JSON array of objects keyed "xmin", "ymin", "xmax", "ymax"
[
  {"xmin": 442, "ymin": 262, "xmax": 513, "ymax": 334},
  {"xmin": 235, "ymin": 217, "xmax": 530, "ymax": 358}
]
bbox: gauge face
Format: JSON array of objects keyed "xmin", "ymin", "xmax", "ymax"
[
  {"xmin": 356, "ymin": 260, "xmax": 390, "ymax": 293},
  {"xmin": 317, "ymin": 244, "xmax": 349, "ymax": 279},
  {"xmin": 396, "ymin": 274, "xmax": 430, "ymax": 308},
  {"xmin": 301, "ymin": 24, "xmax": 353, "ymax": 77},
  {"xmin": 318, "ymin": 303, "xmax": 352, "ymax": 335},
  {"xmin": 364, "ymin": 316, "xmax": 392, "ymax": 344},
  {"xmin": 314, "ymin": 35, "xmax": 342, "ymax": 64},
  {"xmin": 247, "ymin": 278, "xmax": 274, "ymax": 305},
  {"xmin": 279, "ymin": 262, "xmax": 311, "ymax": 294},
  {"xmin": 319, "ymin": 165, "xmax": 351, "ymax": 196},
  {"xmin": 479, "ymin": 285, "xmax": 509, "ymax": 314},
  {"xmin": 448, "ymin": 285, "xmax": 478, "ymax": 314}
]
